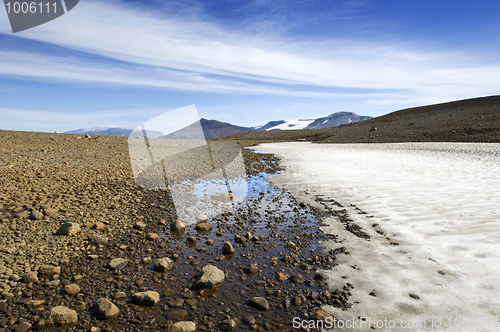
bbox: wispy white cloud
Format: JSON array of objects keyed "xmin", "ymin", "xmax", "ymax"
[
  {"xmin": 0, "ymin": 50, "xmax": 400, "ymax": 98},
  {"xmin": 0, "ymin": 107, "xmax": 180, "ymax": 132},
  {"xmin": 1, "ymin": 0, "xmax": 500, "ymax": 107}
]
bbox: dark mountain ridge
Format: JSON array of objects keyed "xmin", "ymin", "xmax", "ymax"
[{"xmin": 217, "ymin": 95, "xmax": 500, "ymax": 145}]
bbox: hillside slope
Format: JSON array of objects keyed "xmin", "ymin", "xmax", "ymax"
[
  {"xmin": 162, "ymin": 118, "xmax": 255, "ymax": 140},
  {"xmin": 216, "ymin": 96, "xmax": 500, "ymax": 146}
]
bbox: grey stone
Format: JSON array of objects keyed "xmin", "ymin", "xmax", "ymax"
[
  {"xmin": 168, "ymin": 298, "xmax": 184, "ymax": 308},
  {"xmin": 222, "ymin": 242, "xmax": 234, "ymax": 255},
  {"xmin": 193, "ymin": 264, "xmax": 225, "ymax": 290},
  {"xmin": 131, "ymin": 291, "xmax": 160, "ymax": 306},
  {"xmin": 38, "ymin": 265, "xmax": 60, "ymax": 278},
  {"xmin": 56, "ymin": 222, "xmax": 81, "ymax": 236},
  {"xmin": 64, "ymin": 284, "xmax": 80, "ymax": 296},
  {"xmin": 171, "ymin": 219, "xmax": 185, "ymax": 232},
  {"xmin": 290, "ymin": 274, "xmax": 305, "ymax": 284},
  {"xmin": 114, "ymin": 291, "xmax": 126, "ymax": 299},
  {"xmin": 195, "ymin": 222, "xmax": 212, "ymax": 231},
  {"xmin": 43, "ymin": 207, "xmax": 58, "ymax": 217},
  {"xmin": 167, "ymin": 309, "xmax": 188, "ymax": 321},
  {"xmin": 134, "ymin": 222, "xmax": 146, "ymax": 230},
  {"xmin": 221, "ymin": 319, "xmax": 236, "ymax": 331},
  {"xmin": 89, "ymin": 234, "xmax": 108, "ymax": 245},
  {"xmin": 243, "ymin": 315, "xmax": 255, "ymax": 325},
  {"xmin": 248, "ymin": 297, "xmax": 269, "ymax": 311},
  {"xmin": 109, "ymin": 258, "xmax": 127, "ymax": 271},
  {"xmin": 153, "ymin": 258, "xmax": 174, "ymax": 272},
  {"xmin": 171, "ymin": 321, "xmax": 197, "ymax": 332},
  {"xmin": 95, "ymin": 298, "xmax": 120, "ymax": 320},
  {"xmin": 30, "ymin": 211, "xmax": 44, "ymax": 220},
  {"xmin": 48, "ymin": 306, "xmax": 78, "ymax": 327},
  {"xmin": 44, "ymin": 279, "xmax": 60, "ymax": 288},
  {"xmin": 314, "ymin": 272, "xmax": 329, "ymax": 281},
  {"xmin": 14, "ymin": 321, "xmax": 32, "ymax": 332},
  {"xmin": 27, "ymin": 300, "xmax": 46, "ymax": 309},
  {"xmin": 23, "ymin": 272, "xmax": 38, "ymax": 283}
]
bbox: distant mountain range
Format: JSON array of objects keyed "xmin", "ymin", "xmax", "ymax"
[
  {"xmin": 219, "ymin": 95, "xmax": 500, "ymax": 144},
  {"xmin": 65, "ymin": 111, "xmax": 372, "ymax": 139},
  {"xmin": 305, "ymin": 112, "xmax": 372, "ymax": 129},
  {"xmin": 161, "ymin": 118, "xmax": 255, "ymax": 140},
  {"xmin": 64, "ymin": 127, "xmax": 165, "ymax": 137}
]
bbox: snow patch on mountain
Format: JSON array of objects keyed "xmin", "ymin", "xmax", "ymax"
[{"xmin": 263, "ymin": 117, "xmax": 324, "ymax": 131}]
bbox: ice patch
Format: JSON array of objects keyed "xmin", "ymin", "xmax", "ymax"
[{"xmin": 257, "ymin": 142, "xmax": 500, "ymax": 331}]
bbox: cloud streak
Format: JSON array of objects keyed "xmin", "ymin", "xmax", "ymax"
[
  {"xmin": 1, "ymin": 0, "xmax": 499, "ymax": 106},
  {"xmin": 0, "ymin": 107, "xmax": 181, "ymax": 132}
]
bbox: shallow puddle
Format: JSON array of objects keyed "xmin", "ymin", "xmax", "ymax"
[{"xmin": 112, "ymin": 172, "xmax": 348, "ymax": 331}]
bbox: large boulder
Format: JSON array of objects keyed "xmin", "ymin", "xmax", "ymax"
[
  {"xmin": 248, "ymin": 297, "xmax": 269, "ymax": 311},
  {"xmin": 313, "ymin": 309, "xmax": 335, "ymax": 321},
  {"xmin": 171, "ymin": 321, "xmax": 197, "ymax": 332},
  {"xmin": 222, "ymin": 242, "xmax": 234, "ymax": 255},
  {"xmin": 64, "ymin": 284, "xmax": 81, "ymax": 296},
  {"xmin": 153, "ymin": 258, "xmax": 174, "ymax": 272},
  {"xmin": 23, "ymin": 271, "xmax": 38, "ymax": 283},
  {"xmin": 131, "ymin": 291, "xmax": 160, "ymax": 306},
  {"xmin": 171, "ymin": 219, "xmax": 185, "ymax": 232},
  {"xmin": 146, "ymin": 233, "xmax": 159, "ymax": 241},
  {"xmin": 40, "ymin": 306, "xmax": 78, "ymax": 328},
  {"xmin": 194, "ymin": 264, "xmax": 225, "ymax": 290},
  {"xmin": 30, "ymin": 210, "xmax": 44, "ymax": 220},
  {"xmin": 94, "ymin": 298, "xmax": 120, "ymax": 320},
  {"xmin": 43, "ymin": 207, "xmax": 58, "ymax": 217},
  {"xmin": 109, "ymin": 258, "xmax": 128, "ymax": 271},
  {"xmin": 195, "ymin": 222, "xmax": 212, "ymax": 231},
  {"xmin": 38, "ymin": 265, "xmax": 61, "ymax": 279},
  {"xmin": 56, "ymin": 222, "xmax": 81, "ymax": 236},
  {"xmin": 50, "ymin": 306, "xmax": 78, "ymax": 326}
]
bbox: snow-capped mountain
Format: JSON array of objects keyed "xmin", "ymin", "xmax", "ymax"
[
  {"xmin": 65, "ymin": 112, "xmax": 372, "ymax": 139},
  {"xmin": 305, "ymin": 111, "xmax": 372, "ymax": 129},
  {"xmin": 257, "ymin": 112, "xmax": 372, "ymax": 131},
  {"xmin": 255, "ymin": 117, "xmax": 323, "ymax": 131}
]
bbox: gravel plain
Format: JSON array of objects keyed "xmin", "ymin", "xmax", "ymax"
[{"xmin": 0, "ymin": 130, "xmax": 356, "ymax": 332}]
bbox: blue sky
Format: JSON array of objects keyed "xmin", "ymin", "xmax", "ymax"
[{"xmin": 1, "ymin": 0, "xmax": 500, "ymax": 132}]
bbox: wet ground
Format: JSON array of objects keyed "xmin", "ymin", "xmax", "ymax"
[
  {"xmin": 107, "ymin": 170, "xmax": 352, "ymax": 331},
  {"xmin": 0, "ymin": 149, "xmax": 354, "ymax": 332}
]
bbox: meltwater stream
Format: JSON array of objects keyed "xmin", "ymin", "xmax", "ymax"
[{"xmin": 109, "ymin": 166, "xmax": 353, "ymax": 331}]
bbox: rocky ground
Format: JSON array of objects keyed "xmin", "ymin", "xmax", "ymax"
[{"xmin": 0, "ymin": 130, "xmax": 358, "ymax": 331}]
